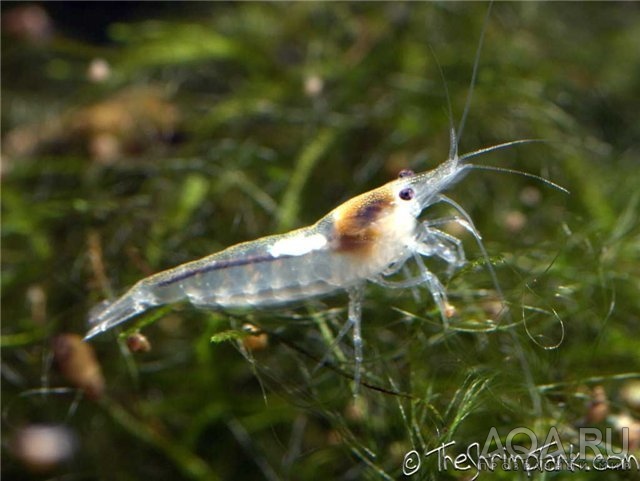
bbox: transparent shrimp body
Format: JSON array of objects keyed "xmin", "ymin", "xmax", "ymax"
[{"xmin": 85, "ymin": 156, "xmax": 477, "ymax": 391}]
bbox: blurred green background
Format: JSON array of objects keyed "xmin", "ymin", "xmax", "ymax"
[{"xmin": 2, "ymin": 2, "xmax": 639, "ymax": 480}]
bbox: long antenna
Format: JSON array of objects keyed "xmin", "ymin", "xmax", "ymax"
[
  {"xmin": 427, "ymin": 43, "xmax": 457, "ymax": 160},
  {"xmin": 456, "ymin": 2, "xmax": 493, "ymax": 154},
  {"xmin": 459, "ymin": 139, "xmax": 546, "ymax": 162},
  {"xmin": 467, "ymin": 164, "xmax": 569, "ymax": 194},
  {"xmin": 458, "ymin": 139, "xmax": 569, "ymax": 193}
]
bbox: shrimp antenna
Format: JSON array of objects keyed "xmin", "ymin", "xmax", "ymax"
[
  {"xmin": 456, "ymin": 2, "xmax": 493, "ymax": 153},
  {"xmin": 459, "ymin": 138, "xmax": 546, "ymax": 162},
  {"xmin": 458, "ymin": 138, "xmax": 569, "ymax": 193},
  {"xmin": 466, "ymin": 164, "xmax": 569, "ymax": 194},
  {"xmin": 428, "ymin": 3, "xmax": 493, "ymax": 160},
  {"xmin": 426, "ymin": 44, "xmax": 457, "ymax": 160}
]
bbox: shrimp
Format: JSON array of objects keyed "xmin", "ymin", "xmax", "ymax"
[
  {"xmin": 84, "ymin": 4, "xmax": 568, "ymax": 392},
  {"xmin": 85, "ymin": 157, "xmax": 470, "ymax": 344},
  {"xmin": 84, "ymin": 141, "xmax": 566, "ymax": 389}
]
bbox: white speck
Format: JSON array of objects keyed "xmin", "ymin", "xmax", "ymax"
[{"xmin": 269, "ymin": 233, "xmax": 327, "ymax": 257}]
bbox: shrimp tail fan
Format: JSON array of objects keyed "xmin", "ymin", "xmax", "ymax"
[{"xmin": 84, "ymin": 284, "xmax": 158, "ymax": 340}]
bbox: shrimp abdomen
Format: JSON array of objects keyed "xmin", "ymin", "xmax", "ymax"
[
  {"xmin": 149, "ymin": 237, "xmax": 349, "ymax": 308},
  {"xmin": 85, "ymin": 224, "xmax": 359, "ymax": 338}
]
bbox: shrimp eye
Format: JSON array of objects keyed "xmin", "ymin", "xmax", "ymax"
[
  {"xmin": 399, "ymin": 188, "xmax": 415, "ymax": 201},
  {"xmin": 398, "ymin": 169, "xmax": 415, "ymax": 178}
]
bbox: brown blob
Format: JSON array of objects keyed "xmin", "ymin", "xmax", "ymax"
[
  {"xmin": 241, "ymin": 323, "xmax": 269, "ymax": 352},
  {"xmin": 444, "ymin": 302, "xmax": 457, "ymax": 319},
  {"xmin": 2, "ymin": 5, "xmax": 53, "ymax": 44},
  {"xmin": 52, "ymin": 334, "xmax": 105, "ymax": 401},
  {"xmin": 331, "ymin": 188, "xmax": 394, "ymax": 254},
  {"xmin": 586, "ymin": 385, "xmax": 609, "ymax": 424},
  {"xmin": 126, "ymin": 332, "xmax": 151, "ymax": 353}
]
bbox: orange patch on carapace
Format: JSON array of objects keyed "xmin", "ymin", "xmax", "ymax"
[{"xmin": 330, "ymin": 187, "xmax": 395, "ymax": 255}]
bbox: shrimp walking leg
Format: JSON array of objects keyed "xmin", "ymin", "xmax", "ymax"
[
  {"xmin": 433, "ymin": 194, "xmax": 511, "ymax": 319},
  {"xmin": 417, "ymin": 222, "xmax": 466, "ymax": 274},
  {"xmin": 311, "ymin": 286, "xmax": 365, "ymax": 392},
  {"xmin": 312, "ymin": 309, "xmax": 355, "ymax": 375},
  {"xmin": 413, "ymin": 254, "xmax": 451, "ymax": 326},
  {"xmin": 371, "ymin": 253, "xmax": 451, "ymax": 326},
  {"xmin": 348, "ymin": 286, "xmax": 364, "ymax": 395},
  {"xmin": 371, "ymin": 269, "xmax": 428, "ymax": 289},
  {"xmin": 433, "ymin": 195, "xmax": 483, "ymax": 245}
]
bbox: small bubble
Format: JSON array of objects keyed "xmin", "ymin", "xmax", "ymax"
[
  {"xmin": 304, "ymin": 75, "xmax": 324, "ymax": 97},
  {"xmin": 87, "ymin": 58, "xmax": 111, "ymax": 83},
  {"xmin": 503, "ymin": 210, "xmax": 527, "ymax": 233}
]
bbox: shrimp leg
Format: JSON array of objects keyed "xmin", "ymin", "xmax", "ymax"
[
  {"xmin": 370, "ymin": 252, "xmax": 450, "ymax": 327},
  {"xmin": 348, "ymin": 286, "xmax": 364, "ymax": 395},
  {"xmin": 417, "ymin": 223, "xmax": 466, "ymax": 276},
  {"xmin": 314, "ymin": 286, "xmax": 365, "ymax": 394},
  {"xmin": 412, "ymin": 254, "xmax": 451, "ymax": 327}
]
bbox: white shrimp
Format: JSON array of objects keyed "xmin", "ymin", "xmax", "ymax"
[
  {"xmin": 84, "ymin": 4, "xmax": 567, "ymax": 391},
  {"xmin": 84, "ymin": 139, "xmax": 566, "ymax": 390},
  {"xmin": 85, "ymin": 156, "xmax": 470, "ymax": 343}
]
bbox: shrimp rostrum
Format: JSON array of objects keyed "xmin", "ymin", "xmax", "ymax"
[{"xmin": 85, "ymin": 144, "xmax": 564, "ymax": 389}]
